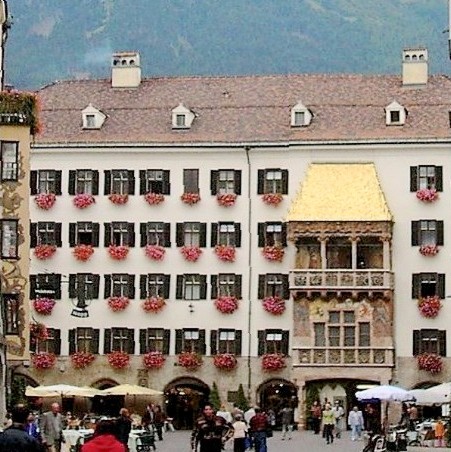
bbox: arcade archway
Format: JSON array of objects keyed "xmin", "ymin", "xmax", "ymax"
[{"xmin": 91, "ymin": 378, "xmax": 120, "ymax": 416}]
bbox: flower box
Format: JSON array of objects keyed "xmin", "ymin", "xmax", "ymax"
[
  {"xmin": 417, "ymin": 353, "xmax": 443, "ymax": 374},
  {"xmin": 107, "ymin": 296, "xmax": 130, "ymax": 312},
  {"xmin": 33, "ymin": 298, "xmax": 56, "ymax": 315},
  {"xmin": 181, "ymin": 246, "xmax": 202, "ymax": 262},
  {"xmin": 416, "ymin": 188, "xmax": 439, "ymax": 202},
  {"xmin": 178, "ymin": 352, "xmax": 203, "ymax": 369},
  {"xmin": 144, "ymin": 192, "xmax": 165, "ymax": 205},
  {"xmin": 215, "ymin": 245, "xmax": 236, "ymax": 262},
  {"xmin": 214, "ymin": 296, "xmax": 239, "ymax": 314},
  {"xmin": 108, "ymin": 245, "xmax": 129, "ymax": 260},
  {"xmin": 262, "ymin": 245, "xmax": 285, "ymax": 262},
  {"xmin": 73, "ymin": 193, "xmax": 95, "ymax": 209},
  {"xmin": 32, "ymin": 352, "xmax": 56, "ymax": 370},
  {"xmin": 216, "ymin": 193, "xmax": 237, "ymax": 207},
  {"xmin": 419, "ymin": 244, "xmax": 439, "ymax": 256},
  {"xmin": 73, "ymin": 244, "xmax": 94, "ymax": 261},
  {"xmin": 261, "ymin": 353, "xmax": 286, "ymax": 371},
  {"xmin": 34, "ymin": 244, "xmax": 57, "ymax": 260},
  {"xmin": 181, "ymin": 192, "xmax": 201, "ymax": 205},
  {"xmin": 34, "ymin": 193, "xmax": 56, "ymax": 210},
  {"xmin": 142, "ymin": 296, "xmax": 166, "ymax": 313},
  {"xmin": 143, "ymin": 351, "xmax": 166, "ymax": 369},
  {"xmin": 145, "ymin": 245, "xmax": 165, "ymax": 261},
  {"xmin": 262, "ymin": 193, "xmax": 283, "ymax": 206},
  {"xmin": 107, "ymin": 351, "xmax": 130, "ymax": 369},
  {"xmin": 213, "ymin": 353, "xmax": 238, "ymax": 370},
  {"xmin": 109, "ymin": 194, "xmax": 129, "ymax": 205},
  {"xmin": 262, "ymin": 296, "xmax": 286, "ymax": 315},
  {"xmin": 30, "ymin": 322, "xmax": 49, "ymax": 344},
  {"xmin": 418, "ymin": 295, "xmax": 441, "ymax": 318},
  {"xmin": 71, "ymin": 351, "xmax": 95, "ymax": 369}
]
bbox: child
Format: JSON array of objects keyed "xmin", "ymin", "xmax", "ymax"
[{"xmin": 435, "ymin": 417, "xmax": 445, "ymax": 448}]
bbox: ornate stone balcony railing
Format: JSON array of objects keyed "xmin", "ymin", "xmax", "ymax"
[{"xmin": 293, "ymin": 347, "xmax": 394, "ymax": 367}]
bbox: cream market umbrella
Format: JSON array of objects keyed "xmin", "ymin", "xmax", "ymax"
[
  {"xmin": 26, "ymin": 384, "xmax": 100, "ymax": 398},
  {"xmin": 355, "ymin": 385, "xmax": 414, "ymax": 402},
  {"xmin": 100, "ymin": 384, "xmax": 163, "ymax": 396}
]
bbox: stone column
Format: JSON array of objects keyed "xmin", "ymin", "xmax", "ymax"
[
  {"xmin": 296, "ymin": 380, "xmax": 306, "ymax": 429},
  {"xmin": 320, "ymin": 239, "xmax": 327, "ymax": 270},
  {"xmin": 351, "ymin": 239, "xmax": 357, "ymax": 269},
  {"xmin": 382, "ymin": 239, "xmax": 390, "ymax": 270}
]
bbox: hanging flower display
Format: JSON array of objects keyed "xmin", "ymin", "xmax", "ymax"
[
  {"xmin": 181, "ymin": 246, "xmax": 202, "ymax": 262},
  {"xmin": 261, "ymin": 353, "xmax": 286, "ymax": 371},
  {"xmin": 178, "ymin": 352, "xmax": 203, "ymax": 369},
  {"xmin": 32, "ymin": 352, "xmax": 56, "ymax": 370},
  {"xmin": 34, "ymin": 244, "xmax": 57, "ymax": 260},
  {"xmin": 419, "ymin": 244, "xmax": 439, "ymax": 256},
  {"xmin": 216, "ymin": 193, "xmax": 237, "ymax": 207},
  {"xmin": 73, "ymin": 244, "xmax": 94, "ymax": 261},
  {"xmin": 214, "ymin": 296, "xmax": 239, "ymax": 314},
  {"xmin": 143, "ymin": 351, "xmax": 166, "ymax": 369},
  {"xmin": 107, "ymin": 351, "xmax": 130, "ymax": 369},
  {"xmin": 213, "ymin": 353, "xmax": 238, "ymax": 370},
  {"xmin": 34, "ymin": 193, "xmax": 56, "ymax": 210},
  {"xmin": 71, "ymin": 351, "xmax": 96, "ymax": 369},
  {"xmin": 33, "ymin": 298, "xmax": 56, "ymax": 315},
  {"xmin": 181, "ymin": 192, "xmax": 201, "ymax": 205},
  {"xmin": 262, "ymin": 296, "xmax": 286, "ymax": 315},
  {"xmin": 262, "ymin": 245, "xmax": 285, "ymax": 262},
  {"xmin": 142, "ymin": 296, "xmax": 166, "ymax": 313},
  {"xmin": 144, "ymin": 192, "xmax": 165, "ymax": 205},
  {"xmin": 30, "ymin": 322, "xmax": 49, "ymax": 344},
  {"xmin": 417, "ymin": 353, "xmax": 443, "ymax": 374},
  {"xmin": 109, "ymin": 194, "xmax": 129, "ymax": 205},
  {"xmin": 215, "ymin": 245, "xmax": 236, "ymax": 262},
  {"xmin": 418, "ymin": 295, "xmax": 441, "ymax": 318},
  {"xmin": 145, "ymin": 245, "xmax": 165, "ymax": 261},
  {"xmin": 107, "ymin": 296, "xmax": 130, "ymax": 312},
  {"xmin": 262, "ymin": 193, "xmax": 283, "ymax": 206},
  {"xmin": 416, "ymin": 188, "xmax": 439, "ymax": 202},
  {"xmin": 108, "ymin": 245, "xmax": 129, "ymax": 260},
  {"xmin": 73, "ymin": 193, "xmax": 95, "ymax": 209}
]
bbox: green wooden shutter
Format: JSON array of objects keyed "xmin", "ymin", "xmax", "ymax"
[
  {"xmin": 234, "ymin": 170, "xmax": 242, "ymax": 195},
  {"xmin": 235, "ymin": 330, "xmax": 242, "ymax": 356},
  {"xmin": 281, "ymin": 331, "xmax": 289, "ymax": 356},
  {"xmin": 282, "ymin": 274, "xmax": 290, "ymax": 300},
  {"xmin": 93, "ymin": 275, "xmax": 100, "ymax": 298},
  {"xmin": 53, "ymin": 274, "xmax": 62, "ymax": 300},
  {"xmin": 200, "ymin": 275, "xmax": 207, "ymax": 300},
  {"xmin": 412, "ymin": 330, "xmax": 420, "ymax": 356},
  {"xmin": 176, "ymin": 223, "xmax": 184, "ymax": 247},
  {"xmin": 199, "ymin": 223, "xmax": 207, "ymax": 247},
  {"xmin": 127, "ymin": 329, "xmax": 135, "ymax": 354},
  {"xmin": 140, "ymin": 223, "xmax": 147, "ymax": 247},
  {"xmin": 281, "ymin": 169, "xmax": 289, "ymax": 194},
  {"xmin": 435, "ymin": 166, "xmax": 443, "ymax": 191},
  {"xmin": 128, "ymin": 223, "xmax": 135, "ymax": 247},
  {"xmin": 258, "ymin": 275, "xmax": 266, "ymax": 299},
  {"xmin": 30, "ymin": 171, "xmax": 38, "ymax": 195},
  {"xmin": 163, "ymin": 330, "xmax": 170, "ymax": 355},
  {"xmin": 29, "ymin": 275, "xmax": 36, "ymax": 299},
  {"xmin": 104, "ymin": 223, "xmax": 111, "ymax": 247},
  {"xmin": 104, "ymin": 170, "xmax": 111, "ymax": 195},
  {"xmin": 164, "ymin": 223, "xmax": 171, "ymax": 247},
  {"xmin": 281, "ymin": 223, "xmax": 287, "ymax": 247},
  {"xmin": 128, "ymin": 170, "xmax": 135, "ymax": 195},
  {"xmin": 92, "ymin": 223, "xmax": 100, "ymax": 247},
  {"xmin": 30, "ymin": 223, "xmax": 37, "ymax": 248},
  {"xmin": 128, "ymin": 274, "xmax": 135, "ymax": 299},
  {"xmin": 53, "ymin": 330, "xmax": 61, "ymax": 355},
  {"xmin": 410, "ymin": 167, "xmax": 418, "ymax": 192},
  {"xmin": 68, "ymin": 170, "xmax": 76, "ymax": 195},
  {"xmin": 176, "ymin": 275, "xmax": 184, "ymax": 299},
  {"xmin": 235, "ymin": 223, "xmax": 241, "ymax": 247},
  {"xmin": 140, "ymin": 275, "xmax": 147, "ymax": 299},
  {"xmin": 54, "ymin": 223, "xmax": 62, "ymax": 247},
  {"xmin": 257, "ymin": 170, "xmax": 265, "ymax": 194},
  {"xmin": 235, "ymin": 275, "xmax": 242, "ymax": 299},
  {"xmin": 104, "ymin": 329, "xmax": 112, "ymax": 354},
  {"xmin": 55, "ymin": 171, "xmax": 62, "ymax": 195},
  {"xmin": 210, "ymin": 170, "xmax": 219, "ymax": 195},
  {"xmin": 92, "ymin": 171, "xmax": 99, "ymax": 195},
  {"xmin": 211, "ymin": 223, "xmax": 218, "ymax": 247},
  {"xmin": 438, "ymin": 274, "xmax": 445, "ymax": 299},
  {"xmin": 210, "ymin": 275, "xmax": 218, "ymax": 299},
  {"xmin": 258, "ymin": 331, "xmax": 265, "ymax": 356},
  {"xmin": 68, "ymin": 329, "xmax": 76, "ymax": 354},
  {"xmin": 69, "ymin": 274, "xmax": 77, "ymax": 299},
  {"xmin": 104, "ymin": 275, "xmax": 111, "ymax": 298},
  {"xmin": 257, "ymin": 223, "xmax": 265, "ymax": 247},
  {"xmin": 439, "ymin": 330, "xmax": 447, "ymax": 356},
  {"xmin": 175, "ymin": 330, "xmax": 183, "ymax": 354},
  {"xmin": 199, "ymin": 329, "xmax": 206, "ymax": 355},
  {"xmin": 436, "ymin": 221, "xmax": 444, "ymax": 246},
  {"xmin": 162, "ymin": 170, "xmax": 171, "ymax": 195},
  {"xmin": 139, "ymin": 170, "xmax": 146, "ymax": 195},
  {"xmin": 69, "ymin": 223, "xmax": 76, "ymax": 247},
  {"xmin": 412, "ymin": 274, "xmax": 420, "ymax": 299},
  {"xmin": 411, "ymin": 221, "xmax": 419, "ymax": 246},
  {"xmin": 139, "ymin": 329, "xmax": 147, "ymax": 354},
  {"xmin": 210, "ymin": 330, "xmax": 217, "ymax": 355},
  {"xmin": 163, "ymin": 275, "xmax": 170, "ymax": 299},
  {"xmin": 91, "ymin": 329, "xmax": 100, "ymax": 354}
]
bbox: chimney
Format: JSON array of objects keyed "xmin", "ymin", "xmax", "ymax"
[
  {"xmin": 111, "ymin": 51, "xmax": 141, "ymax": 88},
  {"xmin": 402, "ymin": 47, "xmax": 428, "ymax": 86}
]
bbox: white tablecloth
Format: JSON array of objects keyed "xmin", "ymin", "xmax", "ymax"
[
  {"xmin": 128, "ymin": 429, "xmax": 149, "ymax": 452},
  {"xmin": 62, "ymin": 429, "xmax": 94, "ymax": 446}
]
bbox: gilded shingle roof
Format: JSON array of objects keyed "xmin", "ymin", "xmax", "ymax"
[
  {"xmin": 35, "ymin": 73, "xmax": 451, "ymax": 144},
  {"xmin": 286, "ymin": 163, "xmax": 392, "ymax": 222}
]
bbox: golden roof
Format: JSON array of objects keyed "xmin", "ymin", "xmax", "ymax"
[{"xmin": 286, "ymin": 163, "xmax": 392, "ymax": 222}]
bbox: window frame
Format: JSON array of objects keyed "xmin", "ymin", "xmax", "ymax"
[
  {"xmin": 1, "ymin": 219, "xmax": 19, "ymax": 259},
  {"xmin": 2, "ymin": 293, "xmax": 20, "ymax": 335},
  {"xmin": 0, "ymin": 141, "xmax": 19, "ymax": 181},
  {"xmin": 257, "ymin": 169, "xmax": 288, "ymax": 195}
]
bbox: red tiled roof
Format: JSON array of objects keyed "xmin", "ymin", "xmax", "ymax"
[{"xmin": 35, "ymin": 73, "xmax": 451, "ymax": 144}]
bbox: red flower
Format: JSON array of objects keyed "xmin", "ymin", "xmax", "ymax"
[
  {"xmin": 181, "ymin": 192, "xmax": 201, "ymax": 205},
  {"xmin": 262, "ymin": 193, "xmax": 283, "ymax": 206},
  {"xmin": 73, "ymin": 244, "xmax": 94, "ymax": 261},
  {"xmin": 419, "ymin": 245, "xmax": 439, "ymax": 256},
  {"xmin": 262, "ymin": 296, "xmax": 286, "ymax": 315},
  {"xmin": 143, "ymin": 351, "xmax": 165, "ymax": 369},
  {"xmin": 417, "ymin": 353, "xmax": 443, "ymax": 374},
  {"xmin": 216, "ymin": 193, "xmax": 237, "ymax": 207},
  {"xmin": 416, "ymin": 188, "xmax": 439, "ymax": 202},
  {"xmin": 213, "ymin": 353, "xmax": 237, "ymax": 370},
  {"xmin": 145, "ymin": 245, "xmax": 165, "ymax": 261},
  {"xmin": 34, "ymin": 244, "xmax": 57, "ymax": 260},
  {"xmin": 418, "ymin": 295, "xmax": 441, "ymax": 318},
  {"xmin": 107, "ymin": 351, "xmax": 130, "ymax": 369},
  {"xmin": 107, "ymin": 296, "xmax": 130, "ymax": 312},
  {"xmin": 178, "ymin": 352, "xmax": 203, "ymax": 369},
  {"xmin": 73, "ymin": 193, "xmax": 95, "ymax": 209},
  {"xmin": 181, "ymin": 246, "xmax": 202, "ymax": 262},
  {"xmin": 142, "ymin": 297, "xmax": 166, "ymax": 313},
  {"xmin": 30, "ymin": 322, "xmax": 49, "ymax": 343},
  {"xmin": 34, "ymin": 193, "xmax": 56, "ymax": 210},
  {"xmin": 144, "ymin": 193, "xmax": 165, "ymax": 205},
  {"xmin": 261, "ymin": 353, "xmax": 286, "ymax": 371},
  {"xmin": 32, "ymin": 352, "xmax": 56, "ymax": 370},
  {"xmin": 214, "ymin": 296, "xmax": 239, "ymax": 314},
  {"xmin": 33, "ymin": 298, "xmax": 56, "ymax": 315},
  {"xmin": 215, "ymin": 245, "xmax": 236, "ymax": 262},
  {"xmin": 109, "ymin": 194, "xmax": 129, "ymax": 205},
  {"xmin": 71, "ymin": 351, "xmax": 96, "ymax": 369},
  {"xmin": 262, "ymin": 245, "xmax": 285, "ymax": 262},
  {"xmin": 108, "ymin": 245, "xmax": 129, "ymax": 260}
]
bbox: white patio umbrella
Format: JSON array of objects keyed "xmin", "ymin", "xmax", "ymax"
[
  {"xmin": 26, "ymin": 384, "xmax": 100, "ymax": 398},
  {"xmin": 100, "ymin": 384, "xmax": 163, "ymax": 396},
  {"xmin": 355, "ymin": 384, "xmax": 415, "ymax": 402},
  {"xmin": 425, "ymin": 382, "xmax": 451, "ymax": 402}
]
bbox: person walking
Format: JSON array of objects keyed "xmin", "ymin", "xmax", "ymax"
[
  {"xmin": 116, "ymin": 407, "xmax": 132, "ymax": 450},
  {"xmin": 39, "ymin": 402, "xmax": 65, "ymax": 452},
  {"xmin": 332, "ymin": 401, "xmax": 344, "ymax": 438},
  {"xmin": 310, "ymin": 400, "xmax": 322, "ymax": 434},
  {"xmin": 153, "ymin": 405, "xmax": 166, "ymax": 441},
  {"xmin": 434, "ymin": 417, "xmax": 445, "ymax": 448},
  {"xmin": 280, "ymin": 405, "xmax": 294, "ymax": 440},
  {"xmin": 348, "ymin": 406, "xmax": 364, "ymax": 441},
  {"xmin": 322, "ymin": 403, "xmax": 335, "ymax": 445},
  {"xmin": 232, "ymin": 414, "xmax": 248, "ymax": 452},
  {"xmin": 249, "ymin": 407, "xmax": 270, "ymax": 452}
]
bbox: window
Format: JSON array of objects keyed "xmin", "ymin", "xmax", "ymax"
[
  {"xmin": 86, "ymin": 115, "xmax": 96, "ymax": 128},
  {"xmin": 30, "ymin": 170, "xmax": 62, "ymax": 195},
  {"xmin": 176, "ymin": 114, "xmax": 186, "ymax": 127},
  {"xmin": 411, "ymin": 220, "xmax": 444, "ymax": 247},
  {"xmin": 176, "ymin": 222, "xmax": 207, "ymax": 247},
  {"xmin": 183, "ymin": 169, "xmax": 199, "ymax": 193},
  {"xmin": 1, "ymin": 219, "xmax": 18, "ymax": 259},
  {"xmin": 139, "ymin": 328, "xmax": 170, "ymax": 354},
  {"xmin": 175, "ymin": 328, "xmax": 206, "ymax": 354},
  {"xmin": 104, "ymin": 274, "xmax": 135, "ymax": 298},
  {"xmin": 390, "ymin": 111, "xmax": 400, "ymax": 123},
  {"xmin": 1, "ymin": 141, "xmax": 19, "ymax": 181},
  {"xmin": 257, "ymin": 222, "xmax": 287, "ymax": 247},
  {"xmin": 140, "ymin": 222, "xmax": 171, "ymax": 247},
  {"xmin": 210, "ymin": 274, "xmax": 242, "ymax": 299},
  {"xmin": 385, "ymin": 101, "xmax": 406, "ymax": 126},
  {"xmin": 258, "ymin": 274, "xmax": 289, "ymax": 299},
  {"xmin": 30, "ymin": 274, "xmax": 62, "ymax": 300},
  {"xmin": 32, "ymin": 328, "xmax": 61, "ymax": 355},
  {"xmin": 210, "ymin": 170, "xmax": 241, "ymax": 196},
  {"xmin": 104, "ymin": 328, "xmax": 135, "ymax": 354},
  {"xmin": 210, "ymin": 329, "xmax": 242, "ymax": 355},
  {"xmin": 257, "ymin": 329, "xmax": 289, "ymax": 355},
  {"xmin": 68, "ymin": 273, "xmax": 100, "ymax": 302},
  {"xmin": 68, "ymin": 170, "xmax": 99, "ymax": 195},
  {"xmin": 171, "ymin": 104, "xmax": 195, "ymax": 129},
  {"xmin": 2, "ymin": 294, "xmax": 20, "ymax": 335},
  {"xmin": 176, "ymin": 274, "xmax": 207, "ymax": 300},
  {"xmin": 139, "ymin": 274, "xmax": 170, "ymax": 299},
  {"xmin": 69, "ymin": 222, "xmax": 100, "ymax": 247},
  {"xmin": 257, "ymin": 169, "xmax": 289, "ymax": 195},
  {"xmin": 413, "ymin": 329, "xmax": 446, "ymax": 356},
  {"xmin": 412, "ymin": 273, "xmax": 445, "ymax": 299},
  {"xmin": 291, "ymin": 101, "xmax": 312, "ymax": 127},
  {"xmin": 139, "ymin": 170, "xmax": 170, "ymax": 195},
  {"xmin": 82, "ymin": 104, "xmax": 106, "ymax": 129},
  {"xmin": 211, "ymin": 222, "xmax": 241, "ymax": 248},
  {"xmin": 30, "ymin": 222, "xmax": 62, "ymax": 248},
  {"xmin": 104, "ymin": 222, "xmax": 135, "ymax": 247},
  {"xmin": 69, "ymin": 328, "xmax": 99, "ymax": 354},
  {"xmin": 410, "ymin": 166, "xmax": 443, "ymax": 192},
  {"xmin": 104, "ymin": 169, "xmax": 135, "ymax": 195},
  {"xmin": 294, "ymin": 111, "xmax": 305, "ymax": 126}
]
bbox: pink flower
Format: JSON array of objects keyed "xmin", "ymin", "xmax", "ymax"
[
  {"xmin": 416, "ymin": 188, "xmax": 439, "ymax": 202},
  {"xmin": 30, "ymin": 322, "xmax": 49, "ymax": 343},
  {"xmin": 34, "ymin": 244, "xmax": 57, "ymax": 260},
  {"xmin": 73, "ymin": 193, "xmax": 95, "ymax": 209},
  {"xmin": 214, "ymin": 296, "xmax": 239, "ymax": 314},
  {"xmin": 143, "ymin": 351, "xmax": 165, "ymax": 369},
  {"xmin": 262, "ymin": 193, "xmax": 283, "ymax": 206},
  {"xmin": 145, "ymin": 245, "xmax": 165, "ymax": 261},
  {"xmin": 181, "ymin": 246, "xmax": 202, "ymax": 262},
  {"xmin": 262, "ymin": 245, "xmax": 284, "ymax": 262},
  {"xmin": 213, "ymin": 353, "xmax": 237, "ymax": 370},
  {"xmin": 144, "ymin": 193, "xmax": 165, "ymax": 205},
  {"xmin": 178, "ymin": 352, "xmax": 203, "ymax": 369},
  {"xmin": 419, "ymin": 245, "xmax": 439, "ymax": 256},
  {"xmin": 33, "ymin": 298, "xmax": 56, "ymax": 315},
  {"xmin": 34, "ymin": 193, "xmax": 56, "ymax": 210},
  {"xmin": 109, "ymin": 194, "xmax": 129, "ymax": 205},
  {"xmin": 32, "ymin": 352, "xmax": 56, "ymax": 370},
  {"xmin": 107, "ymin": 351, "xmax": 130, "ymax": 369},
  {"xmin": 215, "ymin": 245, "xmax": 236, "ymax": 262},
  {"xmin": 417, "ymin": 353, "xmax": 443, "ymax": 374},
  {"xmin": 262, "ymin": 296, "xmax": 286, "ymax": 315},
  {"xmin": 216, "ymin": 193, "xmax": 237, "ymax": 207},
  {"xmin": 73, "ymin": 244, "xmax": 94, "ymax": 261},
  {"xmin": 181, "ymin": 192, "xmax": 201, "ymax": 205},
  {"xmin": 108, "ymin": 245, "xmax": 129, "ymax": 260},
  {"xmin": 142, "ymin": 297, "xmax": 166, "ymax": 313},
  {"xmin": 71, "ymin": 352, "xmax": 95, "ymax": 369},
  {"xmin": 261, "ymin": 353, "xmax": 286, "ymax": 371},
  {"xmin": 418, "ymin": 295, "xmax": 441, "ymax": 318},
  {"xmin": 107, "ymin": 296, "xmax": 130, "ymax": 312}
]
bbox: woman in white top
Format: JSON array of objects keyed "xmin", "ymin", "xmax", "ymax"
[{"xmin": 232, "ymin": 414, "xmax": 248, "ymax": 452}]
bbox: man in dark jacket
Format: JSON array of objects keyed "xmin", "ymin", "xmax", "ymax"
[
  {"xmin": 0, "ymin": 404, "xmax": 42, "ymax": 451},
  {"xmin": 249, "ymin": 407, "xmax": 270, "ymax": 452}
]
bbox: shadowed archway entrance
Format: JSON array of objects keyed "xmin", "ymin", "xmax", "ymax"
[{"xmin": 91, "ymin": 378, "xmax": 120, "ymax": 416}]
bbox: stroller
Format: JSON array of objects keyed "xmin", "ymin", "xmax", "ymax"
[
  {"xmin": 135, "ymin": 426, "xmax": 157, "ymax": 451},
  {"xmin": 363, "ymin": 432, "xmax": 387, "ymax": 452}
]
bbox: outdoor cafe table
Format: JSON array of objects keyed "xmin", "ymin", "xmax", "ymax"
[
  {"xmin": 128, "ymin": 428, "xmax": 148, "ymax": 452},
  {"xmin": 62, "ymin": 428, "xmax": 94, "ymax": 449}
]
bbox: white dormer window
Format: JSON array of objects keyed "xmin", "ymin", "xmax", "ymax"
[
  {"xmin": 172, "ymin": 103, "xmax": 195, "ymax": 129},
  {"xmin": 82, "ymin": 104, "xmax": 106, "ymax": 129},
  {"xmin": 385, "ymin": 101, "xmax": 406, "ymax": 126},
  {"xmin": 291, "ymin": 101, "xmax": 312, "ymax": 127}
]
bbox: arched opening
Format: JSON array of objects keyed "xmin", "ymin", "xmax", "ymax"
[
  {"xmin": 164, "ymin": 377, "xmax": 210, "ymax": 430},
  {"xmin": 91, "ymin": 378, "xmax": 121, "ymax": 416}
]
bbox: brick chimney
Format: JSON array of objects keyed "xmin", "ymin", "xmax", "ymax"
[
  {"xmin": 402, "ymin": 47, "xmax": 428, "ymax": 86},
  {"xmin": 111, "ymin": 51, "xmax": 141, "ymax": 88}
]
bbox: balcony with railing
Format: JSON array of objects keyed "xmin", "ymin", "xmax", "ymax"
[{"xmin": 0, "ymin": 91, "xmax": 40, "ymax": 134}]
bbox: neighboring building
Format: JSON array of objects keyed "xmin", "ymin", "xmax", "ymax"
[
  {"xmin": 21, "ymin": 48, "xmax": 450, "ymax": 427},
  {"xmin": 0, "ymin": 0, "xmax": 7, "ymax": 90}
]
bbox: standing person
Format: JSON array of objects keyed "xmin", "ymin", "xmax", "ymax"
[
  {"xmin": 348, "ymin": 406, "xmax": 364, "ymax": 441},
  {"xmin": 434, "ymin": 417, "xmax": 445, "ymax": 448},
  {"xmin": 191, "ymin": 403, "xmax": 234, "ymax": 452},
  {"xmin": 39, "ymin": 402, "xmax": 65, "ymax": 452},
  {"xmin": 141, "ymin": 403, "xmax": 155, "ymax": 430},
  {"xmin": 153, "ymin": 405, "xmax": 166, "ymax": 441},
  {"xmin": 232, "ymin": 414, "xmax": 248, "ymax": 452},
  {"xmin": 310, "ymin": 400, "xmax": 322, "ymax": 434},
  {"xmin": 407, "ymin": 404, "xmax": 418, "ymax": 431},
  {"xmin": 81, "ymin": 419, "xmax": 125, "ymax": 452},
  {"xmin": 322, "ymin": 403, "xmax": 335, "ymax": 445},
  {"xmin": 0, "ymin": 404, "xmax": 42, "ymax": 451},
  {"xmin": 249, "ymin": 407, "xmax": 270, "ymax": 452},
  {"xmin": 280, "ymin": 405, "xmax": 294, "ymax": 440},
  {"xmin": 25, "ymin": 412, "xmax": 41, "ymax": 443},
  {"xmin": 332, "ymin": 401, "xmax": 345, "ymax": 438},
  {"xmin": 116, "ymin": 408, "xmax": 132, "ymax": 450}
]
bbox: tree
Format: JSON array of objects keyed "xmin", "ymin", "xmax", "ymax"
[
  {"xmin": 235, "ymin": 383, "xmax": 249, "ymax": 412},
  {"xmin": 209, "ymin": 382, "xmax": 221, "ymax": 411}
]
